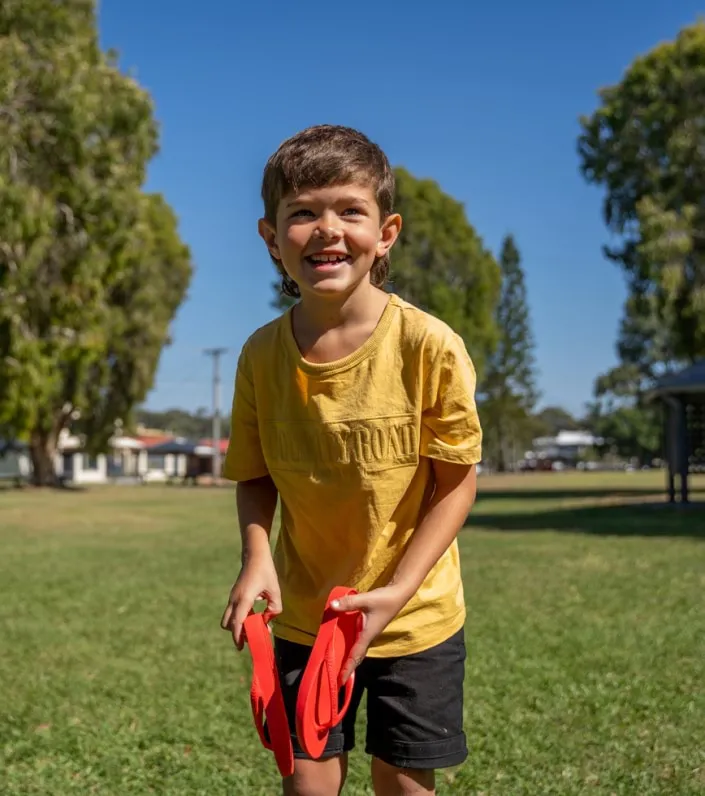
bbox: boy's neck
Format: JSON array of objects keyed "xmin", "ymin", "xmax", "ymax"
[{"xmin": 296, "ymin": 282, "xmax": 388, "ymax": 333}]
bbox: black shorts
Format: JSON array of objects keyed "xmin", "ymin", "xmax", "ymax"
[{"xmin": 273, "ymin": 627, "xmax": 467, "ymax": 770}]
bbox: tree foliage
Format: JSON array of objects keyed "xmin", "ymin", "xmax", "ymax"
[
  {"xmin": 578, "ymin": 21, "xmax": 705, "ymax": 363},
  {"xmin": 585, "ymin": 363, "xmax": 662, "ymax": 465},
  {"xmin": 0, "ymin": 0, "xmax": 192, "ymax": 484},
  {"xmin": 74, "ymin": 194, "xmax": 192, "ymax": 453},
  {"xmin": 534, "ymin": 406, "xmax": 580, "ymax": 436},
  {"xmin": 479, "ymin": 235, "xmax": 539, "ymax": 470},
  {"xmin": 387, "ymin": 168, "xmax": 500, "ymax": 378},
  {"xmin": 135, "ymin": 407, "xmax": 230, "ymax": 441},
  {"xmin": 585, "ymin": 294, "xmax": 666, "ymax": 465}
]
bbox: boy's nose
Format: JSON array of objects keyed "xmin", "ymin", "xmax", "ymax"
[{"xmin": 313, "ymin": 223, "xmax": 342, "ymax": 241}]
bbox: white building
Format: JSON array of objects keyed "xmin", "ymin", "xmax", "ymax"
[
  {"xmin": 524, "ymin": 429, "xmax": 604, "ymax": 468},
  {"xmin": 1, "ymin": 432, "xmax": 218, "ymax": 485},
  {"xmin": 0, "ymin": 442, "xmax": 31, "ymax": 483}
]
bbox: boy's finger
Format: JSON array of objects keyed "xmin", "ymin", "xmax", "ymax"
[
  {"xmin": 331, "ymin": 593, "xmax": 365, "ymax": 613},
  {"xmin": 231, "ymin": 620, "xmax": 244, "ymax": 650},
  {"xmin": 340, "ymin": 639, "xmax": 369, "ymax": 684},
  {"xmin": 267, "ymin": 590, "xmax": 283, "ymax": 615},
  {"xmin": 262, "ymin": 603, "xmax": 282, "ymax": 624},
  {"xmin": 231, "ymin": 603, "xmax": 251, "ymax": 651},
  {"xmin": 220, "ymin": 602, "xmax": 233, "ymax": 630}
]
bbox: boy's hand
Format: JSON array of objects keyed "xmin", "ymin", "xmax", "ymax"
[
  {"xmin": 220, "ymin": 553, "xmax": 282, "ymax": 651},
  {"xmin": 330, "ymin": 586, "xmax": 410, "ymax": 684}
]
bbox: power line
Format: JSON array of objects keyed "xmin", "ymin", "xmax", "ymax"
[{"xmin": 203, "ymin": 347, "xmax": 229, "ymax": 480}]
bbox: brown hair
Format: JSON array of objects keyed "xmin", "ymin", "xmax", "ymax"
[{"xmin": 261, "ymin": 125, "xmax": 396, "ymax": 298}]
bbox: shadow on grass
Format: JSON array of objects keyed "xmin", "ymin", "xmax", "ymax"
[
  {"xmin": 475, "ymin": 487, "xmax": 665, "ymax": 502},
  {"xmin": 0, "ymin": 481, "xmax": 89, "ymax": 493},
  {"xmin": 470, "ymin": 499, "xmax": 705, "ymax": 539}
]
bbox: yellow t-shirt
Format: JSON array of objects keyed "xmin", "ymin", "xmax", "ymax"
[{"xmin": 223, "ymin": 293, "xmax": 482, "ymax": 657}]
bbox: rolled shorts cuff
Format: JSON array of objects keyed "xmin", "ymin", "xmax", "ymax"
[
  {"xmin": 290, "ymin": 730, "xmax": 355, "ymax": 760},
  {"xmin": 366, "ymin": 732, "xmax": 468, "ymax": 770}
]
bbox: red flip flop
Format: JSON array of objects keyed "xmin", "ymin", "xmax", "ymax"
[
  {"xmin": 295, "ymin": 587, "xmax": 364, "ymax": 760},
  {"xmin": 243, "ymin": 612, "xmax": 294, "ymax": 778}
]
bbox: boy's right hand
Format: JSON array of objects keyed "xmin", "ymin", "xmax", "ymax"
[{"xmin": 220, "ymin": 553, "xmax": 282, "ymax": 651}]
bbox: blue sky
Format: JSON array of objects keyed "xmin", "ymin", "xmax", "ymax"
[{"xmin": 98, "ymin": 0, "xmax": 702, "ymax": 419}]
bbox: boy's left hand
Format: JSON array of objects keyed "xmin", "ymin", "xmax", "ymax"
[{"xmin": 330, "ymin": 586, "xmax": 410, "ymax": 684}]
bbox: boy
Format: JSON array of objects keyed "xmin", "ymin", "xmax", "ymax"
[{"xmin": 220, "ymin": 125, "xmax": 482, "ymax": 796}]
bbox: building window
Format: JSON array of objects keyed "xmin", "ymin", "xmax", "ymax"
[
  {"xmin": 147, "ymin": 454, "xmax": 166, "ymax": 470},
  {"xmin": 84, "ymin": 454, "xmax": 100, "ymax": 471}
]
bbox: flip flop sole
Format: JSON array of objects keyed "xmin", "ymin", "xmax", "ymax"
[
  {"xmin": 244, "ymin": 613, "xmax": 295, "ymax": 778},
  {"xmin": 295, "ymin": 587, "xmax": 363, "ymax": 759}
]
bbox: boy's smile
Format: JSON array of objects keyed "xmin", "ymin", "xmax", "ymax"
[
  {"xmin": 259, "ymin": 182, "xmax": 401, "ymax": 301},
  {"xmin": 305, "ymin": 250, "xmax": 352, "ymax": 272}
]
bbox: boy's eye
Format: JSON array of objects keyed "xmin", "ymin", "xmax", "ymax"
[{"xmin": 342, "ymin": 208, "xmax": 363, "ymax": 216}]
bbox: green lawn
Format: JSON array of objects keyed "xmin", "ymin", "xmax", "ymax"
[{"xmin": 1, "ymin": 472, "xmax": 704, "ymax": 795}]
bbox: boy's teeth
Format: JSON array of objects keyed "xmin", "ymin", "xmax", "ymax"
[{"xmin": 310, "ymin": 254, "xmax": 346, "ymax": 262}]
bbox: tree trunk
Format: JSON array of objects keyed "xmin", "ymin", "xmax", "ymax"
[
  {"xmin": 29, "ymin": 427, "xmax": 59, "ymax": 486},
  {"xmin": 496, "ymin": 426, "xmax": 507, "ymax": 472}
]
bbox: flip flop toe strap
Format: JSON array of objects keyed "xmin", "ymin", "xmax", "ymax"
[{"xmin": 309, "ymin": 627, "xmax": 355, "ymax": 733}]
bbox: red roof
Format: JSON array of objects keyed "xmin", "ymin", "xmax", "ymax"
[
  {"xmin": 200, "ymin": 438, "xmax": 229, "ymax": 454},
  {"xmin": 136, "ymin": 434, "xmax": 175, "ymax": 447}
]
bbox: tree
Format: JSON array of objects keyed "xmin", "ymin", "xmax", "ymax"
[
  {"xmin": 478, "ymin": 235, "xmax": 539, "ymax": 470},
  {"xmin": 578, "ymin": 21, "xmax": 705, "ymax": 364},
  {"xmin": 0, "ymin": 0, "xmax": 192, "ymax": 484},
  {"xmin": 73, "ymin": 194, "xmax": 192, "ymax": 454},
  {"xmin": 533, "ymin": 406, "xmax": 580, "ymax": 436},
  {"xmin": 583, "ymin": 295, "xmax": 666, "ymax": 466},
  {"xmin": 387, "ymin": 168, "xmax": 501, "ymax": 378},
  {"xmin": 134, "ymin": 408, "xmax": 230, "ymax": 440},
  {"xmin": 585, "ymin": 363, "xmax": 662, "ymax": 465}
]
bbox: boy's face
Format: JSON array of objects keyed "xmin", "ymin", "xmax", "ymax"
[{"xmin": 259, "ymin": 182, "xmax": 401, "ymax": 300}]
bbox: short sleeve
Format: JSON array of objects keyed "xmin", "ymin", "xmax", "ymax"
[
  {"xmin": 420, "ymin": 333, "xmax": 483, "ymax": 464},
  {"xmin": 222, "ymin": 345, "xmax": 269, "ymax": 482}
]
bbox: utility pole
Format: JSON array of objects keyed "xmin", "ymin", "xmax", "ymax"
[{"xmin": 204, "ymin": 347, "xmax": 228, "ymax": 481}]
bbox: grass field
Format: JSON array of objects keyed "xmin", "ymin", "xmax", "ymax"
[{"xmin": 1, "ymin": 472, "xmax": 704, "ymax": 795}]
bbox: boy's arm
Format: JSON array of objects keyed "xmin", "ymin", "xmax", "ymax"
[
  {"xmin": 237, "ymin": 474, "xmax": 278, "ymax": 564},
  {"xmin": 333, "ymin": 459, "xmax": 477, "ymax": 681},
  {"xmin": 387, "ymin": 460, "xmax": 476, "ymax": 598},
  {"xmin": 220, "ymin": 475, "xmax": 281, "ymax": 650}
]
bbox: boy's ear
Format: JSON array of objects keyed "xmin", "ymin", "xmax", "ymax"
[
  {"xmin": 258, "ymin": 218, "xmax": 281, "ymax": 261},
  {"xmin": 376, "ymin": 212, "xmax": 402, "ymax": 259}
]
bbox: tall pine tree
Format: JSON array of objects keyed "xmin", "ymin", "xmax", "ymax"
[{"xmin": 480, "ymin": 235, "xmax": 539, "ymax": 471}]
